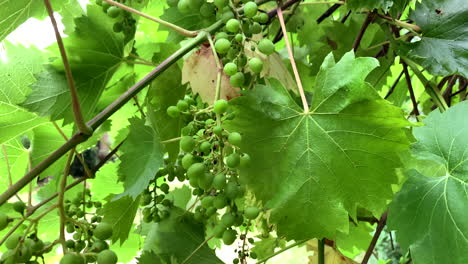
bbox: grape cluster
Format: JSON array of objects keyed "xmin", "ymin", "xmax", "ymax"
[
  {"xmin": 59, "ymin": 191, "xmax": 118, "ymax": 264},
  {"xmin": 1, "ymin": 202, "xmax": 48, "ymax": 264},
  {"xmin": 164, "ymin": 93, "xmax": 262, "ymax": 260},
  {"xmin": 140, "ymin": 169, "xmax": 174, "ymax": 223},
  {"xmin": 95, "ymin": 0, "xmax": 137, "ymax": 42}
]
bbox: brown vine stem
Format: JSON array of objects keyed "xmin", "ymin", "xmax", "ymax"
[
  {"xmin": 58, "ymin": 150, "xmax": 74, "ymax": 253},
  {"xmin": 102, "ymin": 0, "xmax": 198, "ymax": 38},
  {"xmin": 181, "ymin": 235, "xmax": 214, "ymax": 264},
  {"xmin": 361, "ymin": 211, "xmax": 388, "ymax": 264},
  {"xmin": 352, "ymin": 11, "xmax": 376, "ymax": 51},
  {"xmin": 401, "ymin": 61, "xmax": 420, "ymax": 118},
  {"xmin": 277, "ymin": 6, "xmax": 309, "ymax": 113},
  {"xmin": 43, "ymin": 0, "xmax": 92, "ymax": 136}
]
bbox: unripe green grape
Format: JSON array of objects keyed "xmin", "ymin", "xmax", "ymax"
[
  {"xmin": 187, "ymin": 163, "xmax": 205, "ymax": 179},
  {"xmin": 160, "ymin": 183, "xmax": 170, "ymax": 194},
  {"xmin": 199, "ymin": 141, "xmax": 212, "ymax": 154},
  {"xmin": 221, "ymin": 8, "xmax": 235, "ymax": 22},
  {"xmin": 240, "ymin": 153, "xmax": 251, "ymax": 168},
  {"xmin": 213, "ymin": 225, "xmax": 226, "ymax": 238},
  {"xmin": 225, "ymin": 19, "xmax": 240, "ymax": 33},
  {"xmin": 113, "ymin": 22, "xmax": 123, "ymax": 33},
  {"xmin": 206, "ymin": 207, "xmax": 217, "ymax": 217},
  {"xmin": 243, "ymin": 2, "xmax": 258, "ymax": 18},
  {"xmin": 188, "ymin": 0, "xmax": 203, "ymax": 9},
  {"xmin": 257, "ymin": 39, "xmax": 275, "ymax": 55},
  {"xmin": 213, "ymin": 99, "xmax": 229, "ymax": 114},
  {"xmin": 102, "ymin": 2, "xmax": 111, "ymax": 12},
  {"xmin": 180, "ymin": 136, "xmax": 196, "ymax": 152},
  {"xmin": 60, "ymin": 253, "xmax": 85, "ymax": 264},
  {"xmin": 250, "ymin": 22, "xmax": 262, "ymax": 34},
  {"xmin": 244, "ymin": 206, "xmax": 260, "ymax": 219},
  {"xmin": 201, "ymin": 196, "xmax": 215, "ymax": 208},
  {"xmin": 31, "ymin": 239, "xmax": 44, "ymax": 252},
  {"xmin": 166, "ymin": 106, "xmax": 180, "ymax": 118},
  {"xmin": 177, "ymin": 0, "xmax": 190, "ymax": 13},
  {"xmin": 226, "ymin": 153, "xmax": 240, "ymax": 168},
  {"xmin": 107, "ymin": 6, "xmax": 121, "ymax": 18},
  {"xmin": 73, "ymin": 232, "xmax": 82, "ymax": 240},
  {"xmin": 205, "ymin": 118, "xmax": 215, "ymax": 125},
  {"xmin": 143, "ymin": 213, "xmax": 152, "ymax": 223},
  {"xmin": 250, "ymin": 252, "xmax": 258, "ymax": 259},
  {"xmin": 167, "ymin": 0, "xmax": 179, "ymax": 7},
  {"xmin": 97, "ymin": 250, "xmax": 118, "ymax": 264},
  {"xmin": 0, "ymin": 212, "xmax": 8, "ymax": 231},
  {"xmin": 221, "ymin": 213, "xmax": 236, "ymax": 227},
  {"xmin": 141, "ymin": 194, "xmax": 152, "ymax": 206},
  {"xmin": 13, "ymin": 201, "xmax": 26, "ymax": 214},
  {"xmin": 199, "ymin": 3, "xmax": 215, "ymax": 18},
  {"xmin": 176, "ymin": 100, "xmax": 189, "ymax": 111},
  {"xmin": 96, "ymin": 0, "xmax": 103, "ymax": 6},
  {"xmin": 215, "ymin": 32, "xmax": 229, "ymax": 40},
  {"xmin": 199, "ymin": 172, "xmax": 214, "ymax": 190},
  {"xmin": 254, "ymin": 12, "xmax": 269, "ymax": 23},
  {"xmin": 225, "ymin": 182, "xmax": 239, "ymax": 199},
  {"xmin": 18, "ymin": 244, "xmax": 32, "ymax": 262},
  {"xmin": 94, "ymin": 222, "xmax": 113, "ymax": 240},
  {"xmin": 235, "ymin": 33, "xmax": 243, "ymax": 42},
  {"xmin": 213, "ymin": 195, "xmax": 227, "ymax": 209},
  {"xmin": 248, "ymin": 57, "xmax": 263, "ymax": 73},
  {"xmin": 182, "ymin": 153, "xmax": 194, "ymax": 169},
  {"xmin": 66, "ymin": 223, "xmax": 75, "ymax": 233},
  {"xmin": 213, "ymin": 126, "xmax": 223, "ymax": 136},
  {"xmin": 214, "ymin": 0, "xmax": 228, "ymax": 9},
  {"xmin": 228, "ymin": 132, "xmax": 242, "ymax": 146},
  {"xmin": 212, "ymin": 173, "xmax": 226, "ymax": 190},
  {"xmin": 65, "ymin": 239, "xmax": 75, "ymax": 249},
  {"xmin": 230, "ymin": 72, "xmax": 245, "ymax": 87},
  {"xmin": 222, "ymin": 229, "xmax": 237, "ymax": 245},
  {"xmin": 223, "ymin": 63, "xmax": 237, "ymax": 76},
  {"xmin": 5, "ymin": 233, "xmax": 21, "ymax": 249},
  {"xmin": 215, "ymin": 39, "xmax": 230, "ymax": 54}
]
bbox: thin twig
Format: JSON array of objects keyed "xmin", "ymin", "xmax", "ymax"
[
  {"xmin": 58, "ymin": 150, "xmax": 74, "ymax": 253},
  {"xmin": 27, "ymin": 151, "xmax": 33, "ymax": 207},
  {"xmin": 181, "ymin": 235, "xmax": 214, "ymax": 264},
  {"xmin": 43, "ymin": 0, "xmax": 92, "ymax": 135},
  {"xmin": 267, "ymin": 0, "xmax": 301, "ymax": 19},
  {"xmin": 102, "ymin": 0, "xmax": 198, "ymax": 37},
  {"xmin": 206, "ymin": 34, "xmax": 223, "ymax": 103},
  {"xmin": 92, "ymin": 139, "xmax": 126, "ymax": 173},
  {"xmin": 277, "ymin": 6, "xmax": 309, "ymax": 112},
  {"xmin": 442, "ymin": 75, "xmax": 457, "ymax": 107},
  {"xmin": 316, "ymin": 3, "xmax": 341, "ymax": 24},
  {"xmin": 133, "ymin": 96, "xmax": 146, "ymax": 117},
  {"xmin": 376, "ymin": 13, "xmax": 421, "ymax": 33},
  {"xmin": 256, "ymin": 239, "xmax": 308, "ymax": 263},
  {"xmin": 352, "ymin": 11, "xmax": 376, "ymax": 51},
  {"xmin": 361, "ymin": 211, "xmax": 388, "ymax": 264},
  {"xmin": 401, "ymin": 61, "xmax": 420, "ymax": 117},
  {"xmin": 1, "ymin": 145, "xmax": 23, "ymax": 202},
  {"xmin": 301, "ymin": 1, "xmax": 344, "ymax": 5},
  {"xmin": 384, "ymin": 70, "xmax": 404, "ymax": 99}
]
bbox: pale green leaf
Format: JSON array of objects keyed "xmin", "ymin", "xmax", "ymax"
[{"xmin": 102, "ymin": 195, "xmax": 141, "ymax": 244}]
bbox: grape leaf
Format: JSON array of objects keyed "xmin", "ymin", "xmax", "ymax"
[
  {"xmin": 21, "ymin": 5, "xmax": 125, "ymax": 122},
  {"xmin": 0, "ymin": 138, "xmax": 29, "ymax": 193},
  {"xmin": 226, "ymin": 52, "xmax": 412, "ymax": 239},
  {"xmin": 143, "ymin": 207, "xmax": 223, "ymax": 264},
  {"xmin": 0, "ymin": 42, "xmax": 45, "ymax": 104},
  {"xmin": 0, "ymin": 0, "xmax": 68, "ymax": 41},
  {"xmin": 102, "ymin": 195, "xmax": 141, "ymax": 244},
  {"xmin": 346, "ymin": 0, "xmax": 406, "ymax": 12},
  {"xmin": 118, "ymin": 118, "xmax": 164, "ymax": 199},
  {"xmin": 397, "ymin": 0, "xmax": 468, "ymax": 77},
  {"xmin": 388, "ymin": 101, "xmax": 468, "ymax": 264},
  {"xmin": 92, "ymin": 160, "xmax": 124, "ymax": 201}
]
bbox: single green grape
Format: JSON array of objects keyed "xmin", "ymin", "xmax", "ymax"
[
  {"xmin": 177, "ymin": 0, "xmax": 190, "ymax": 13},
  {"xmin": 257, "ymin": 39, "xmax": 275, "ymax": 55},
  {"xmin": 201, "ymin": 196, "xmax": 215, "ymax": 208},
  {"xmin": 225, "ymin": 19, "xmax": 240, "ymax": 33},
  {"xmin": 94, "ymin": 222, "xmax": 113, "ymax": 240},
  {"xmin": 5, "ymin": 233, "xmax": 21, "ymax": 249},
  {"xmin": 96, "ymin": 0, "xmax": 103, "ymax": 6},
  {"xmin": 230, "ymin": 72, "xmax": 245, "ymax": 87},
  {"xmin": 59, "ymin": 253, "xmax": 85, "ymax": 264},
  {"xmin": 215, "ymin": 39, "xmax": 231, "ymax": 54},
  {"xmin": 113, "ymin": 22, "xmax": 123, "ymax": 33},
  {"xmin": 13, "ymin": 201, "xmax": 26, "ymax": 214},
  {"xmin": 234, "ymin": 33, "xmax": 243, "ymax": 42},
  {"xmin": 250, "ymin": 22, "xmax": 262, "ymax": 34},
  {"xmin": 249, "ymin": 57, "xmax": 263, "ymax": 73},
  {"xmin": 213, "ymin": 99, "xmax": 229, "ymax": 114},
  {"xmin": 240, "ymin": 153, "xmax": 251, "ymax": 168},
  {"xmin": 181, "ymin": 153, "xmax": 194, "ymax": 169},
  {"xmin": 107, "ymin": 6, "xmax": 121, "ymax": 18},
  {"xmin": 225, "ymin": 181, "xmax": 239, "ymax": 199},
  {"xmin": 254, "ymin": 13, "xmax": 269, "ymax": 24},
  {"xmin": 31, "ymin": 239, "xmax": 44, "ymax": 252},
  {"xmin": 213, "ymin": 195, "xmax": 227, "ymax": 209},
  {"xmin": 214, "ymin": 0, "xmax": 228, "ymax": 9},
  {"xmin": 166, "ymin": 106, "xmax": 180, "ymax": 118},
  {"xmin": 215, "ymin": 32, "xmax": 229, "ymax": 40},
  {"xmin": 212, "ymin": 173, "xmax": 227, "ymax": 190},
  {"xmin": 243, "ymin": 2, "xmax": 258, "ymax": 18},
  {"xmin": 188, "ymin": 0, "xmax": 203, "ymax": 9},
  {"xmin": 223, "ymin": 63, "xmax": 237, "ymax": 76},
  {"xmin": 97, "ymin": 250, "xmax": 118, "ymax": 264},
  {"xmin": 221, "ymin": 212, "xmax": 236, "ymax": 227},
  {"xmin": 244, "ymin": 206, "xmax": 260, "ymax": 219},
  {"xmin": 222, "ymin": 229, "xmax": 237, "ymax": 245},
  {"xmin": 160, "ymin": 183, "xmax": 170, "ymax": 194},
  {"xmin": 198, "ymin": 172, "xmax": 214, "ymax": 190},
  {"xmin": 213, "ymin": 225, "xmax": 226, "ymax": 238},
  {"xmin": 176, "ymin": 100, "xmax": 189, "ymax": 111},
  {"xmin": 102, "ymin": 2, "xmax": 111, "ymax": 11},
  {"xmin": 92, "ymin": 240, "xmax": 109, "ymax": 252},
  {"xmin": 0, "ymin": 212, "xmax": 8, "ymax": 231},
  {"xmin": 226, "ymin": 153, "xmax": 240, "ymax": 168},
  {"xmin": 228, "ymin": 132, "xmax": 242, "ymax": 146},
  {"xmin": 199, "ymin": 141, "xmax": 212, "ymax": 154},
  {"xmin": 180, "ymin": 136, "xmax": 196, "ymax": 152},
  {"xmin": 199, "ymin": 3, "xmax": 215, "ymax": 18},
  {"xmin": 187, "ymin": 163, "xmax": 205, "ymax": 179},
  {"xmin": 167, "ymin": 0, "xmax": 179, "ymax": 7},
  {"xmin": 213, "ymin": 126, "xmax": 223, "ymax": 136}
]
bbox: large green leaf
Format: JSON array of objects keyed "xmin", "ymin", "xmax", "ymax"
[
  {"xmin": 102, "ymin": 195, "xmax": 141, "ymax": 244},
  {"xmin": 21, "ymin": 5, "xmax": 125, "ymax": 122},
  {"xmin": 0, "ymin": 0, "xmax": 68, "ymax": 41},
  {"xmin": 397, "ymin": 0, "xmax": 468, "ymax": 77},
  {"xmin": 226, "ymin": 52, "xmax": 412, "ymax": 239},
  {"xmin": 388, "ymin": 101, "xmax": 468, "ymax": 264},
  {"xmin": 118, "ymin": 118, "xmax": 164, "ymax": 199},
  {"xmin": 142, "ymin": 207, "xmax": 223, "ymax": 264}
]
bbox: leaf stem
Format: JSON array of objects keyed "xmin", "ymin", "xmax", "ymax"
[
  {"xmin": 402, "ymin": 57, "xmax": 448, "ymax": 111},
  {"xmin": 376, "ymin": 13, "xmax": 421, "ymax": 33},
  {"xmin": 277, "ymin": 5, "xmax": 309, "ymax": 113},
  {"xmin": 43, "ymin": 0, "xmax": 92, "ymax": 136},
  {"xmin": 2, "ymin": 145, "xmax": 12, "ymax": 186},
  {"xmin": 318, "ymin": 239, "xmax": 325, "ymax": 264},
  {"xmin": 160, "ymin": 137, "xmax": 182, "ymax": 144},
  {"xmin": 256, "ymin": 239, "xmax": 308, "ymax": 263},
  {"xmin": 401, "ymin": 61, "xmax": 420, "ymax": 119},
  {"xmin": 206, "ymin": 33, "xmax": 223, "ymax": 103},
  {"xmin": 92, "ymin": 139, "xmax": 126, "ymax": 173},
  {"xmin": 361, "ymin": 211, "xmax": 388, "ymax": 264},
  {"xmin": 352, "ymin": 11, "xmax": 376, "ymax": 51},
  {"xmin": 181, "ymin": 235, "xmax": 214, "ymax": 264},
  {"xmin": 102, "ymin": 0, "xmax": 198, "ymax": 38}
]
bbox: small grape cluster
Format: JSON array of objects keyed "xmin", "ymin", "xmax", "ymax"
[
  {"xmin": 60, "ymin": 191, "xmax": 118, "ymax": 264},
  {"xmin": 0, "ymin": 202, "xmax": 48, "ymax": 264},
  {"xmin": 140, "ymin": 172, "xmax": 174, "ymax": 223},
  {"xmin": 165, "ymin": 94, "xmax": 262, "ymax": 258},
  {"xmin": 95, "ymin": 0, "xmax": 137, "ymax": 42}
]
